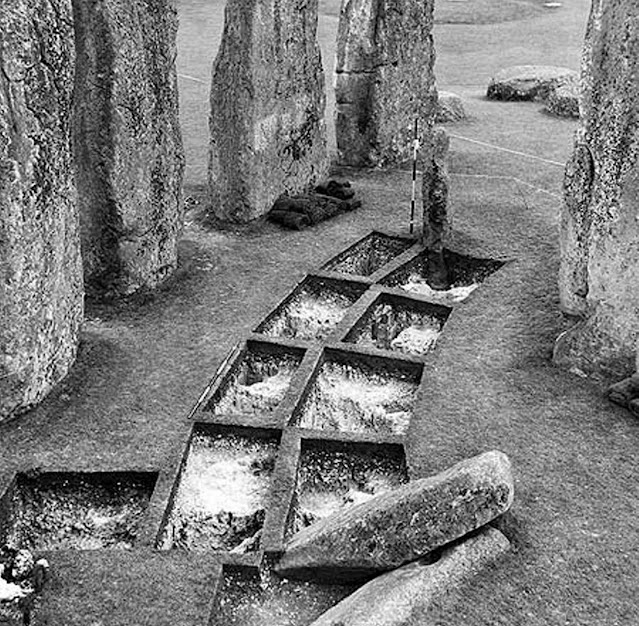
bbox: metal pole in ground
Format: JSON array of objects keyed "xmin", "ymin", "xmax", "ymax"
[{"xmin": 409, "ymin": 118, "xmax": 419, "ymax": 234}]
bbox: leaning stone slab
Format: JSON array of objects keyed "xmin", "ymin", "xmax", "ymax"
[
  {"xmin": 276, "ymin": 450, "xmax": 513, "ymax": 582},
  {"xmin": 544, "ymin": 78, "xmax": 579, "ymax": 119},
  {"xmin": 0, "ymin": 0, "xmax": 83, "ymax": 420},
  {"xmin": 487, "ymin": 65, "xmax": 578, "ymax": 101},
  {"xmin": 209, "ymin": 0, "xmax": 328, "ymax": 223},
  {"xmin": 335, "ymin": 0, "xmax": 437, "ymax": 166},
  {"xmin": 555, "ymin": 0, "xmax": 639, "ymax": 378},
  {"xmin": 308, "ymin": 527, "xmax": 510, "ymax": 626},
  {"xmin": 435, "ymin": 91, "xmax": 468, "ymax": 123},
  {"xmin": 72, "ymin": 0, "xmax": 185, "ymax": 296}
]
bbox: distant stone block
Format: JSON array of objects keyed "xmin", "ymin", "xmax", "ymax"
[
  {"xmin": 487, "ymin": 65, "xmax": 578, "ymax": 101},
  {"xmin": 208, "ymin": 0, "xmax": 328, "ymax": 222},
  {"xmin": 0, "ymin": 0, "xmax": 83, "ymax": 420},
  {"xmin": 72, "ymin": 0, "xmax": 185, "ymax": 296},
  {"xmin": 308, "ymin": 527, "xmax": 511, "ymax": 626},
  {"xmin": 276, "ymin": 450, "xmax": 514, "ymax": 582},
  {"xmin": 544, "ymin": 79, "xmax": 580, "ymax": 118},
  {"xmin": 435, "ymin": 91, "xmax": 468, "ymax": 123}
]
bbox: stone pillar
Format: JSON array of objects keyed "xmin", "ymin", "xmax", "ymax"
[
  {"xmin": 335, "ymin": 0, "xmax": 437, "ymax": 167},
  {"xmin": 209, "ymin": 0, "xmax": 328, "ymax": 223},
  {"xmin": 72, "ymin": 0, "xmax": 185, "ymax": 297},
  {"xmin": 555, "ymin": 0, "xmax": 639, "ymax": 379},
  {"xmin": 0, "ymin": 0, "xmax": 83, "ymax": 420}
]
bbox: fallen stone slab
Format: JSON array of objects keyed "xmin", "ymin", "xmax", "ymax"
[
  {"xmin": 435, "ymin": 91, "xmax": 468, "ymax": 123},
  {"xmin": 487, "ymin": 65, "xmax": 578, "ymax": 101},
  {"xmin": 0, "ymin": 0, "xmax": 84, "ymax": 421},
  {"xmin": 209, "ymin": 0, "xmax": 328, "ymax": 222},
  {"xmin": 276, "ymin": 450, "xmax": 513, "ymax": 582},
  {"xmin": 268, "ymin": 194, "xmax": 361, "ymax": 229},
  {"xmin": 308, "ymin": 527, "xmax": 510, "ymax": 626},
  {"xmin": 544, "ymin": 79, "xmax": 579, "ymax": 118},
  {"xmin": 72, "ymin": 0, "xmax": 185, "ymax": 297}
]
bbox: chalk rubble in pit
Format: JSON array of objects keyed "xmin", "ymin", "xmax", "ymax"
[
  {"xmin": 308, "ymin": 527, "xmax": 510, "ymax": 626},
  {"xmin": 276, "ymin": 450, "xmax": 514, "ymax": 582}
]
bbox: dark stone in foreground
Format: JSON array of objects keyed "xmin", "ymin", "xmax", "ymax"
[
  {"xmin": 276, "ymin": 450, "xmax": 513, "ymax": 582},
  {"xmin": 487, "ymin": 65, "xmax": 578, "ymax": 101},
  {"xmin": 0, "ymin": 0, "xmax": 83, "ymax": 421},
  {"xmin": 72, "ymin": 0, "xmax": 185, "ymax": 296},
  {"xmin": 308, "ymin": 527, "xmax": 510, "ymax": 626},
  {"xmin": 209, "ymin": 0, "xmax": 328, "ymax": 222}
]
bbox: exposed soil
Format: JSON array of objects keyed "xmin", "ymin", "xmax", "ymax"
[
  {"xmin": 289, "ymin": 441, "xmax": 408, "ymax": 535},
  {"xmin": 3, "ymin": 473, "xmax": 155, "ymax": 551},
  {"xmin": 210, "ymin": 565, "xmax": 357, "ymax": 626},
  {"xmin": 345, "ymin": 297, "xmax": 451, "ymax": 356},
  {"xmin": 321, "ymin": 232, "xmax": 413, "ymax": 277},
  {"xmin": 296, "ymin": 358, "xmax": 421, "ymax": 436},
  {"xmin": 160, "ymin": 430, "xmax": 278, "ymax": 552},
  {"xmin": 256, "ymin": 278, "xmax": 366, "ymax": 342},
  {"xmin": 208, "ymin": 349, "xmax": 302, "ymax": 416}
]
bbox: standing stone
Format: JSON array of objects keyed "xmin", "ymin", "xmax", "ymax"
[
  {"xmin": 0, "ymin": 0, "xmax": 83, "ymax": 420},
  {"xmin": 555, "ymin": 0, "xmax": 639, "ymax": 378},
  {"xmin": 209, "ymin": 0, "xmax": 328, "ymax": 223},
  {"xmin": 276, "ymin": 451, "xmax": 514, "ymax": 582},
  {"xmin": 335, "ymin": 0, "xmax": 437, "ymax": 167},
  {"xmin": 72, "ymin": 0, "xmax": 185, "ymax": 296},
  {"xmin": 308, "ymin": 527, "xmax": 510, "ymax": 626}
]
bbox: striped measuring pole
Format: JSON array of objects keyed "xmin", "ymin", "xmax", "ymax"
[{"xmin": 409, "ymin": 118, "xmax": 419, "ymax": 234}]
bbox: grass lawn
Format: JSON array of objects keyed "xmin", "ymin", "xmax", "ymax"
[{"xmin": 1, "ymin": 0, "xmax": 638, "ymax": 624}]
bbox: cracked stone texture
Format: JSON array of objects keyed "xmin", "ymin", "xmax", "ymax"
[
  {"xmin": 487, "ymin": 65, "xmax": 578, "ymax": 102},
  {"xmin": 0, "ymin": 0, "xmax": 83, "ymax": 421},
  {"xmin": 309, "ymin": 527, "xmax": 510, "ymax": 626},
  {"xmin": 335, "ymin": 0, "xmax": 437, "ymax": 167},
  {"xmin": 276, "ymin": 450, "xmax": 514, "ymax": 582},
  {"xmin": 208, "ymin": 0, "xmax": 328, "ymax": 223},
  {"xmin": 555, "ymin": 0, "xmax": 639, "ymax": 379},
  {"xmin": 72, "ymin": 0, "xmax": 185, "ymax": 296}
]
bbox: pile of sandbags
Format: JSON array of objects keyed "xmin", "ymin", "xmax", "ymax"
[{"xmin": 268, "ymin": 180, "xmax": 361, "ymax": 230}]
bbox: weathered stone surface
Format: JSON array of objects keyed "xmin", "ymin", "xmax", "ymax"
[
  {"xmin": 335, "ymin": 0, "xmax": 437, "ymax": 167},
  {"xmin": 544, "ymin": 78, "xmax": 580, "ymax": 119},
  {"xmin": 209, "ymin": 0, "xmax": 328, "ymax": 223},
  {"xmin": 276, "ymin": 451, "xmax": 513, "ymax": 582},
  {"xmin": 72, "ymin": 0, "xmax": 185, "ymax": 296},
  {"xmin": 555, "ymin": 0, "xmax": 639, "ymax": 379},
  {"xmin": 0, "ymin": 0, "xmax": 83, "ymax": 420},
  {"xmin": 487, "ymin": 65, "xmax": 578, "ymax": 101},
  {"xmin": 308, "ymin": 527, "xmax": 510, "ymax": 626},
  {"xmin": 435, "ymin": 91, "xmax": 467, "ymax": 123}
]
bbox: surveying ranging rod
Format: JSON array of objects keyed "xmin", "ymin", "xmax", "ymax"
[{"xmin": 410, "ymin": 118, "xmax": 419, "ymax": 234}]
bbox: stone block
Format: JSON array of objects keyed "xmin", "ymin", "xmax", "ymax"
[
  {"xmin": 487, "ymin": 65, "xmax": 578, "ymax": 101},
  {"xmin": 335, "ymin": 0, "xmax": 436, "ymax": 167},
  {"xmin": 544, "ymin": 79, "xmax": 579, "ymax": 119},
  {"xmin": 0, "ymin": 0, "xmax": 83, "ymax": 420},
  {"xmin": 72, "ymin": 0, "xmax": 185, "ymax": 296},
  {"xmin": 276, "ymin": 450, "xmax": 513, "ymax": 582},
  {"xmin": 208, "ymin": 0, "xmax": 328, "ymax": 223},
  {"xmin": 555, "ymin": 0, "xmax": 639, "ymax": 379},
  {"xmin": 435, "ymin": 91, "xmax": 468, "ymax": 123},
  {"xmin": 308, "ymin": 527, "xmax": 510, "ymax": 626}
]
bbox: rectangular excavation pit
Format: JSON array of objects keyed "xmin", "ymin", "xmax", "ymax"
[
  {"xmin": 209, "ymin": 563, "xmax": 358, "ymax": 626},
  {"xmin": 343, "ymin": 293, "xmax": 452, "ymax": 356},
  {"xmin": 205, "ymin": 341, "xmax": 304, "ymax": 417},
  {"xmin": 0, "ymin": 471, "xmax": 157, "ymax": 550},
  {"xmin": 158, "ymin": 425, "xmax": 280, "ymax": 553},
  {"xmin": 379, "ymin": 249, "xmax": 505, "ymax": 305},
  {"xmin": 293, "ymin": 349, "xmax": 423, "ymax": 436},
  {"xmin": 255, "ymin": 276, "xmax": 369, "ymax": 342},
  {"xmin": 288, "ymin": 439, "xmax": 408, "ymax": 537},
  {"xmin": 321, "ymin": 232, "xmax": 414, "ymax": 277}
]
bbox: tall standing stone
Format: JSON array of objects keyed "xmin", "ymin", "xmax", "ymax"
[
  {"xmin": 555, "ymin": 0, "xmax": 639, "ymax": 378},
  {"xmin": 335, "ymin": 0, "xmax": 437, "ymax": 167},
  {"xmin": 209, "ymin": 0, "xmax": 328, "ymax": 223},
  {"xmin": 0, "ymin": 0, "xmax": 83, "ymax": 420},
  {"xmin": 72, "ymin": 0, "xmax": 185, "ymax": 296}
]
